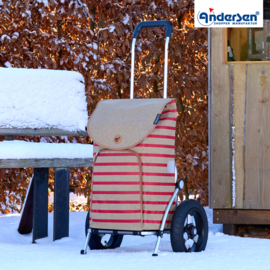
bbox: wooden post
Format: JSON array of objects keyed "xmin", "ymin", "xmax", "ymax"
[
  {"xmin": 223, "ymin": 224, "xmax": 237, "ymax": 236},
  {"xmin": 211, "ymin": 28, "xmax": 232, "ymax": 209},
  {"xmin": 53, "ymin": 168, "xmax": 70, "ymax": 241},
  {"xmin": 32, "ymin": 168, "xmax": 49, "ymax": 243}
]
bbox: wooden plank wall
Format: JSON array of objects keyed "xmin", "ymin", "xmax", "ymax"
[
  {"xmin": 211, "ymin": 28, "xmax": 231, "ymax": 208},
  {"xmin": 245, "ymin": 65, "xmax": 270, "ymax": 209},
  {"xmin": 211, "ymin": 29, "xmax": 270, "ymax": 209}
]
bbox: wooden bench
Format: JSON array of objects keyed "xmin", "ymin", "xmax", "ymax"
[{"xmin": 0, "ymin": 67, "xmax": 93, "ymax": 242}]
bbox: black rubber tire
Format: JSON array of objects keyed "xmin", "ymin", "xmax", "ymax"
[
  {"xmin": 170, "ymin": 199, "xmax": 208, "ymax": 252},
  {"xmin": 85, "ymin": 212, "xmax": 124, "ymax": 250}
]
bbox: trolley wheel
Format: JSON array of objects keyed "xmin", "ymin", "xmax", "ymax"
[
  {"xmin": 170, "ymin": 199, "xmax": 208, "ymax": 252},
  {"xmin": 85, "ymin": 212, "xmax": 124, "ymax": 250}
]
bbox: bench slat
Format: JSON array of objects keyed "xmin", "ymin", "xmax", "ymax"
[
  {"xmin": 0, "ymin": 128, "xmax": 88, "ymax": 137},
  {"xmin": 0, "ymin": 158, "xmax": 93, "ymax": 168}
]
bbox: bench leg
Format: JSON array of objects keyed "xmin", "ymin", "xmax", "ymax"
[
  {"xmin": 18, "ymin": 175, "xmax": 34, "ymax": 234},
  {"xmin": 32, "ymin": 168, "xmax": 49, "ymax": 243},
  {"xmin": 53, "ymin": 168, "xmax": 70, "ymax": 241}
]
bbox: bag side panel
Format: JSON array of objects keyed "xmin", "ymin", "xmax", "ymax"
[{"xmin": 132, "ymin": 100, "xmax": 177, "ymax": 230}]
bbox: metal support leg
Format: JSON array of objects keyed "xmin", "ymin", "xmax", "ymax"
[
  {"xmin": 152, "ymin": 236, "xmax": 162, "ymax": 256},
  {"xmin": 32, "ymin": 168, "xmax": 49, "ymax": 243},
  {"xmin": 54, "ymin": 168, "xmax": 70, "ymax": 241},
  {"xmin": 81, "ymin": 229, "xmax": 91, "ymax": 255},
  {"xmin": 18, "ymin": 175, "xmax": 34, "ymax": 234},
  {"xmin": 152, "ymin": 187, "xmax": 179, "ymax": 256}
]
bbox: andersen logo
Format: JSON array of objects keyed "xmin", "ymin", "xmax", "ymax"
[{"xmin": 197, "ymin": 8, "xmax": 260, "ymax": 26}]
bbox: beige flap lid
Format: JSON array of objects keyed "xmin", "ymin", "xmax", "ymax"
[{"xmin": 88, "ymin": 98, "xmax": 174, "ymax": 150}]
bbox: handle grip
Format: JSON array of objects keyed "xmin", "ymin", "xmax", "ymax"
[{"xmin": 132, "ymin": 20, "xmax": 172, "ymax": 39}]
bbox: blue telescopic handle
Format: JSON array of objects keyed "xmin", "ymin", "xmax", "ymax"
[{"xmin": 132, "ymin": 20, "xmax": 172, "ymax": 39}]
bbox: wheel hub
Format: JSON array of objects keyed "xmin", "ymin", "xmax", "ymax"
[
  {"xmin": 190, "ymin": 226, "xmax": 197, "ymax": 238},
  {"xmin": 183, "ymin": 219, "xmax": 200, "ymax": 249}
]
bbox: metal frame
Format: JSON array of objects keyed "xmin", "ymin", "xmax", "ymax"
[
  {"xmin": 90, "ymin": 229, "xmax": 171, "ymax": 236},
  {"xmin": 130, "ymin": 37, "xmax": 170, "ymax": 99},
  {"xmin": 152, "ymin": 186, "xmax": 179, "ymax": 256}
]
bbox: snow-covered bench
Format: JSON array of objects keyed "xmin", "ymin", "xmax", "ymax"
[{"xmin": 0, "ymin": 67, "xmax": 93, "ymax": 242}]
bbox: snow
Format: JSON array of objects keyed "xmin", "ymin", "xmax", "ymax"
[
  {"xmin": 109, "ymin": 25, "xmax": 115, "ymax": 32},
  {"xmin": 12, "ymin": 32, "xmax": 19, "ymax": 39},
  {"xmin": 1, "ymin": 34, "xmax": 10, "ymax": 42},
  {"xmin": 100, "ymin": 25, "xmax": 115, "ymax": 33},
  {"xmin": 187, "ymin": 154, "xmax": 198, "ymax": 166},
  {"xmin": 150, "ymin": 2, "xmax": 157, "ymax": 10},
  {"xmin": 37, "ymin": 0, "xmax": 48, "ymax": 5},
  {"xmin": 123, "ymin": 14, "xmax": 129, "ymax": 25},
  {"xmin": 87, "ymin": 42, "xmax": 98, "ymax": 50},
  {"xmin": 0, "ymin": 67, "xmax": 88, "ymax": 132},
  {"xmin": 231, "ymin": 78, "xmax": 236, "ymax": 207},
  {"xmin": 0, "ymin": 140, "xmax": 93, "ymax": 159},
  {"xmin": 25, "ymin": 9, "xmax": 31, "ymax": 16},
  {"xmin": 75, "ymin": 53, "xmax": 83, "ymax": 64},
  {"xmin": 1, "ymin": 208, "xmax": 270, "ymax": 270},
  {"xmin": 92, "ymin": 43, "xmax": 98, "ymax": 50},
  {"xmin": 4, "ymin": 61, "xmax": 12, "ymax": 68},
  {"xmin": 166, "ymin": 0, "xmax": 176, "ymax": 7},
  {"xmin": 232, "ymin": 127, "xmax": 236, "ymax": 207}
]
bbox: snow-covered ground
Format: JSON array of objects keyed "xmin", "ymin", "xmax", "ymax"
[{"xmin": 1, "ymin": 208, "xmax": 270, "ymax": 270}]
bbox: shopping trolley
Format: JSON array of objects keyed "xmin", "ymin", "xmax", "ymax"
[{"xmin": 81, "ymin": 20, "xmax": 208, "ymax": 256}]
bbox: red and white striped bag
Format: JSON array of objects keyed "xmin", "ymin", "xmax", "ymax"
[{"xmin": 87, "ymin": 98, "xmax": 177, "ymax": 231}]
